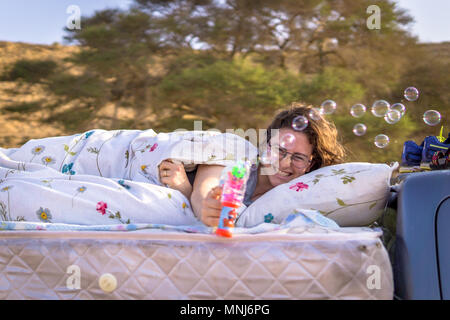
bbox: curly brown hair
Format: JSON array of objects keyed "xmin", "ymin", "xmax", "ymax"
[{"xmin": 266, "ymin": 103, "xmax": 347, "ymax": 172}]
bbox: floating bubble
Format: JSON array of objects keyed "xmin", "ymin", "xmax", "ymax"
[
  {"xmin": 423, "ymin": 110, "xmax": 441, "ymax": 126},
  {"xmin": 390, "ymin": 103, "xmax": 406, "ymax": 116},
  {"xmin": 292, "ymin": 115, "xmax": 309, "ymax": 131},
  {"xmin": 308, "ymin": 108, "xmax": 322, "ymax": 120},
  {"xmin": 353, "ymin": 123, "xmax": 367, "ymax": 136},
  {"xmin": 374, "ymin": 134, "xmax": 390, "ymax": 148},
  {"xmin": 404, "ymin": 87, "xmax": 419, "ymax": 102},
  {"xmin": 384, "ymin": 109, "xmax": 402, "ymax": 124},
  {"xmin": 280, "ymin": 133, "xmax": 296, "ymax": 149},
  {"xmin": 371, "ymin": 100, "xmax": 390, "ymax": 117},
  {"xmin": 320, "ymin": 100, "xmax": 337, "ymax": 115},
  {"xmin": 350, "ymin": 104, "xmax": 366, "ymax": 118}
]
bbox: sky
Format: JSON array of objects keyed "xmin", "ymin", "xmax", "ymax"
[
  {"xmin": 0, "ymin": 0, "xmax": 448, "ymax": 45},
  {"xmin": 396, "ymin": 0, "xmax": 450, "ymax": 42}
]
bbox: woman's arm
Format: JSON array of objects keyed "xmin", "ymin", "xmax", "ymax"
[{"xmin": 190, "ymin": 164, "xmax": 224, "ymax": 226}]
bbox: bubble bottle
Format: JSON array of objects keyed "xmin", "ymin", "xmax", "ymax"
[{"xmin": 215, "ymin": 161, "xmax": 251, "ymax": 238}]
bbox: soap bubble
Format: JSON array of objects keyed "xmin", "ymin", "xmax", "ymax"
[
  {"xmin": 308, "ymin": 108, "xmax": 322, "ymax": 120},
  {"xmin": 280, "ymin": 133, "xmax": 296, "ymax": 149},
  {"xmin": 320, "ymin": 100, "xmax": 337, "ymax": 115},
  {"xmin": 384, "ymin": 109, "xmax": 402, "ymax": 124},
  {"xmin": 404, "ymin": 87, "xmax": 419, "ymax": 102},
  {"xmin": 371, "ymin": 100, "xmax": 390, "ymax": 117},
  {"xmin": 350, "ymin": 104, "xmax": 366, "ymax": 118},
  {"xmin": 374, "ymin": 134, "xmax": 390, "ymax": 148},
  {"xmin": 390, "ymin": 103, "xmax": 406, "ymax": 116},
  {"xmin": 423, "ymin": 110, "xmax": 441, "ymax": 126},
  {"xmin": 353, "ymin": 123, "xmax": 367, "ymax": 136},
  {"xmin": 292, "ymin": 115, "xmax": 309, "ymax": 131}
]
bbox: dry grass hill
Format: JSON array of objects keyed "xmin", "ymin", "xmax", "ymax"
[{"xmin": 0, "ymin": 41, "xmax": 80, "ymax": 148}]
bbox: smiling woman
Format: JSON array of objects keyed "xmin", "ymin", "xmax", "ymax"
[
  {"xmin": 249, "ymin": 103, "xmax": 347, "ymax": 201},
  {"xmin": 265, "ymin": 103, "xmax": 347, "ymax": 172},
  {"xmin": 192, "ymin": 103, "xmax": 348, "ymax": 226}
]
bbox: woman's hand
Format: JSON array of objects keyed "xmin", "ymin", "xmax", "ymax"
[
  {"xmin": 189, "ymin": 164, "xmax": 225, "ymax": 226},
  {"xmin": 199, "ymin": 186, "xmax": 223, "ymax": 227},
  {"xmin": 159, "ymin": 159, "xmax": 192, "ymax": 199}
]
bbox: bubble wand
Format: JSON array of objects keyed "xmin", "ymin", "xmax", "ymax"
[{"xmin": 215, "ymin": 161, "xmax": 250, "ymax": 238}]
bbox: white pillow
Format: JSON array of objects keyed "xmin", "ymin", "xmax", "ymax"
[{"xmin": 236, "ymin": 162, "xmax": 398, "ymax": 227}]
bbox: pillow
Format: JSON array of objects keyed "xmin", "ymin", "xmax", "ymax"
[{"xmin": 236, "ymin": 162, "xmax": 398, "ymax": 227}]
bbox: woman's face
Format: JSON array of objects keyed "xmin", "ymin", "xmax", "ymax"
[{"xmin": 264, "ymin": 128, "xmax": 314, "ymax": 188}]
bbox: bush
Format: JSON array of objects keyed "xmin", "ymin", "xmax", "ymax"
[
  {"xmin": 298, "ymin": 67, "xmax": 366, "ymax": 108},
  {"xmin": 155, "ymin": 57, "xmax": 301, "ymax": 129},
  {"xmin": 1, "ymin": 59, "xmax": 58, "ymax": 83}
]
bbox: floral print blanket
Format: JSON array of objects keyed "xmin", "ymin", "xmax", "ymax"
[
  {"xmin": 0, "ymin": 209, "xmax": 342, "ymax": 234},
  {"xmin": 0, "ymin": 129, "xmax": 258, "ymax": 229}
]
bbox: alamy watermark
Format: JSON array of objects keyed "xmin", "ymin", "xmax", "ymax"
[
  {"xmin": 366, "ymin": 265, "xmax": 381, "ymax": 290},
  {"xmin": 66, "ymin": 264, "xmax": 81, "ymax": 290},
  {"xmin": 66, "ymin": 5, "xmax": 81, "ymax": 30},
  {"xmin": 366, "ymin": 5, "xmax": 381, "ymax": 30}
]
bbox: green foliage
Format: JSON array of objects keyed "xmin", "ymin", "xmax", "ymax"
[
  {"xmin": 393, "ymin": 47, "xmax": 450, "ymax": 137},
  {"xmin": 65, "ymin": 8, "xmax": 158, "ymax": 74},
  {"xmin": 332, "ymin": 111, "xmax": 419, "ymax": 163},
  {"xmin": 47, "ymin": 73, "xmax": 107, "ymax": 100},
  {"xmin": 43, "ymin": 104, "xmax": 96, "ymax": 131},
  {"xmin": 155, "ymin": 57, "xmax": 301, "ymax": 129},
  {"xmin": 298, "ymin": 67, "xmax": 366, "ymax": 107},
  {"xmin": 1, "ymin": 101, "xmax": 43, "ymax": 114},
  {"xmin": 1, "ymin": 59, "xmax": 58, "ymax": 83}
]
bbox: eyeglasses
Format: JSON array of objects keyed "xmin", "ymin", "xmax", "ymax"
[{"xmin": 269, "ymin": 144, "xmax": 312, "ymax": 169}]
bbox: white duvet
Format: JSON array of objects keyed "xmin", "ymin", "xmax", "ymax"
[{"xmin": 0, "ymin": 129, "xmax": 258, "ymax": 227}]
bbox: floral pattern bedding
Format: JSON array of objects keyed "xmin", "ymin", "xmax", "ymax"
[{"xmin": 0, "ymin": 129, "xmax": 257, "ymax": 229}]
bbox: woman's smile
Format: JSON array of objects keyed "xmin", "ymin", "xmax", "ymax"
[{"xmin": 275, "ymin": 170, "xmax": 293, "ymax": 179}]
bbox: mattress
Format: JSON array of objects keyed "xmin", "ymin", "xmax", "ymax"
[{"xmin": 0, "ymin": 228, "xmax": 393, "ymax": 300}]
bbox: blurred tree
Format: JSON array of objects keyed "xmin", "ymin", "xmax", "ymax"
[
  {"xmin": 153, "ymin": 56, "xmax": 301, "ymax": 130},
  {"xmin": 134, "ymin": 0, "xmax": 276, "ymax": 60},
  {"xmin": 134, "ymin": 0, "xmax": 414, "ymax": 71},
  {"xmin": 298, "ymin": 66, "xmax": 366, "ymax": 107},
  {"xmin": 392, "ymin": 45, "xmax": 450, "ymax": 138},
  {"xmin": 59, "ymin": 8, "xmax": 164, "ymax": 129}
]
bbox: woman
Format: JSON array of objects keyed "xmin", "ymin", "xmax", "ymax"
[{"xmin": 159, "ymin": 103, "xmax": 347, "ymax": 226}]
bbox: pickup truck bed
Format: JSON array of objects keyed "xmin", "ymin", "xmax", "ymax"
[{"xmin": 390, "ymin": 170, "xmax": 450, "ymax": 300}]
